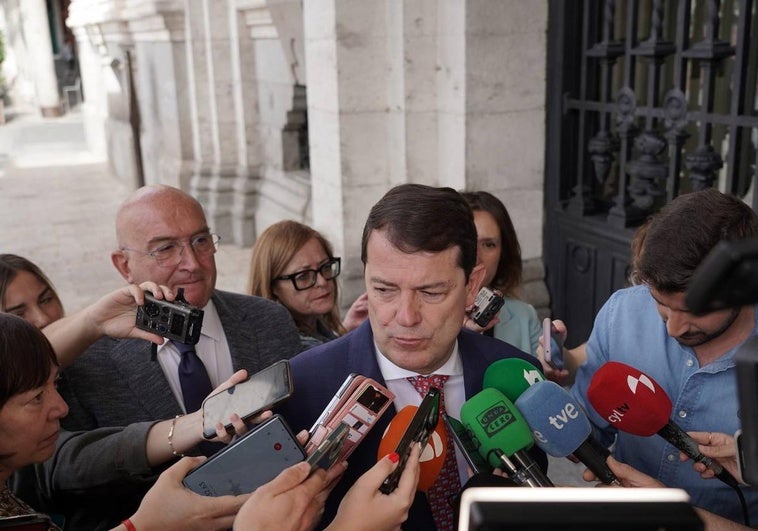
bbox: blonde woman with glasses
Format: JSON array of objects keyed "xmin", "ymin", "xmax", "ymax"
[{"xmin": 249, "ymin": 220, "xmax": 368, "ymax": 349}]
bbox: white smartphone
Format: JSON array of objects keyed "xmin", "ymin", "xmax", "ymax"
[
  {"xmin": 541, "ymin": 318, "xmax": 564, "ymax": 369},
  {"xmin": 542, "ymin": 318, "xmax": 552, "ymax": 364}
]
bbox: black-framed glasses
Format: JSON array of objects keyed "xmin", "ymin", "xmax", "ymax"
[
  {"xmin": 122, "ymin": 233, "xmax": 221, "ymax": 268},
  {"xmin": 275, "ymin": 257, "xmax": 341, "ymax": 291}
]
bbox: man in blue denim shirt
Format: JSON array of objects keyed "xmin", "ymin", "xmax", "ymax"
[{"xmin": 571, "ymin": 189, "xmax": 758, "ymax": 524}]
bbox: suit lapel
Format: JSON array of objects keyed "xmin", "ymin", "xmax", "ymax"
[
  {"xmin": 459, "ymin": 331, "xmax": 490, "ymax": 400},
  {"xmin": 214, "ymin": 291, "xmax": 252, "ymax": 370},
  {"xmin": 110, "ymin": 339, "xmax": 182, "ymax": 418}
]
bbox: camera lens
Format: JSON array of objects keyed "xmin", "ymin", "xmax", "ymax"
[{"xmin": 144, "ymin": 302, "xmax": 160, "ymax": 318}]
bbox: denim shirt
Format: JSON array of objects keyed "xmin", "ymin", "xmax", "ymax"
[{"xmin": 571, "ymin": 284, "xmax": 758, "ymax": 523}]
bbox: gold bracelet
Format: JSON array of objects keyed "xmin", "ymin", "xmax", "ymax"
[{"xmin": 168, "ymin": 415, "xmax": 185, "ymax": 457}]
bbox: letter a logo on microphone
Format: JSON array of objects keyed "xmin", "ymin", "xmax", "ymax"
[{"xmin": 626, "ymin": 374, "xmax": 656, "ymax": 395}]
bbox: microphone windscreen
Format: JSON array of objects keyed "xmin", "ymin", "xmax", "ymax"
[
  {"xmin": 483, "ymin": 358, "xmax": 545, "ymax": 401},
  {"xmin": 515, "ymin": 380, "xmax": 591, "ymax": 457},
  {"xmin": 460, "ymin": 388, "xmax": 533, "ymax": 469},
  {"xmin": 377, "ymin": 405, "xmax": 446, "ymax": 491},
  {"xmin": 587, "ymin": 361, "xmax": 672, "ymax": 436}
]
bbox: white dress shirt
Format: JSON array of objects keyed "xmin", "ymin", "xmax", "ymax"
[
  {"xmin": 375, "ymin": 341, "xmax": 471, "ymax": 482},
  {"xmin": 157, "ymin": 299, "xmax": 234, "ymax": 413}
]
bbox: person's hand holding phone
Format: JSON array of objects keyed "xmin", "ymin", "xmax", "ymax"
[
  {"xmin": 202, "ymin": 361, "xmax": 293, "ymax": 439},
  {"xmin": 326, "ymin": 445, "xmax": 421, "ymax": 531},
  {"xmin": 537, "ymin": 318, "xmax": 570, "ymax": 385},
  {"xmin": 232, "ymin": 459, "xmax": 348, "ymax": 531},
  {"xmin": 129, "ymin": 456, "xmax": 249, "ymax": 531},
  {"xmin": 203, "ymin": 369, "xmax": 272, "ymax": 442}
]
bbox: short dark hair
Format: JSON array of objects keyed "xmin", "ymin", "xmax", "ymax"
[
  {"xmin": 0, "ymin": 254, "xmax": 59, "ymax": 312},
  {"xmin": 636, "ymin": 189, "xmax": 758, "ymax": 293},
  {"xmin": 361, "ymin": 184, "xmax": 478, "ymax": 279},
  {"xmin": 461, "ymin": 191, "xmax": 522, "ymax": 297},
  {"xmin": 0, "ymin": 313, "xmax": 58, "ymax": 409}
]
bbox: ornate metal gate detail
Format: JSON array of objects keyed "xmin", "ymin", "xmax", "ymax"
[{"xmin": 545, "ymin": 0, "xmax": 758, "ymax": 345}]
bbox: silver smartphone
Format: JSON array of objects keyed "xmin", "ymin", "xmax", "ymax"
[
  {"xmin": 201, "ymin": 360, "xmax": 293, "ymax": 439},
  {"xmin": 183, "ymin": 414, "xmax": 306, "ymax": 496}
]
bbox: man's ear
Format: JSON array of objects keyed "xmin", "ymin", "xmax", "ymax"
[
  {"xmin": 111, "ymin": 250, "xmax": 133, "ymax": 282},
  {"xmin": 466, "ymin": 263, "xmax": 487, "ymax": 306}
]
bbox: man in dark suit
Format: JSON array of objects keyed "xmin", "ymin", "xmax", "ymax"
[
  {"xmin": 279, "ymin": 184, "xmax": 544, "ymax": 531},
  {"xmin": 59, "ymin": 185, "xmax": 301, "ymax": 529}
]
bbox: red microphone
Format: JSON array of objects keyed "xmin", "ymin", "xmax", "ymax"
[
  {"xmin": 587, "ymin": 361, "xmax": 738, "ymax": 488},
  {"xmin": 377, "ymin": 406, "xmax": 447, "ymax": 491}
]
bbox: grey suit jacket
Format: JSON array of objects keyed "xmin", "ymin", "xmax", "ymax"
[
  {"xmin": 50, "ymin": 290, "xmax": 301, "ymax": 529},
  {"xmin": 60, "ymin": 290, "xmax": 302, "ymax": 431}
]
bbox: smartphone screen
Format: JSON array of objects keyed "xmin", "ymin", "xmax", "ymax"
[
  {"xmin": 306, "ymin": 421, "xmax": 350, "ymax": 472},
  {"xmin": 183, "ymin": 414, "xmax": 305, "ymax": 496},
  {"xmin": 342, "ymin": 383, "xmax": 391, "ymax": 445},
  {"xmin": 379, "ymin": 387, "xmax": 440, "ymax": 494},
  {"xmin": 443, "ymin": 414, "xmax": 493, "ymax": 475},
  {"xmin": 202, "ymin": 360, "xmax": 293, "ymax": 439}
]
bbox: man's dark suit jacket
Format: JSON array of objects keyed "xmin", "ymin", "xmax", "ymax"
[
  {"xmin": 278, "ymin": 320, "xmax": 546, "ymax": 530},
  {"xmin": 55, "ymin": 290, "xmax": 302, "ymax": 530}
]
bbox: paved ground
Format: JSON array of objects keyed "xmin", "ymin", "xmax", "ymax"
[
  {"xmin": 0, "ymin": 106, "xmax": 587, "ymax": 486},
  {"xmin": 0, "ymin": 106, "xmax": 249, "ymax": 312}
]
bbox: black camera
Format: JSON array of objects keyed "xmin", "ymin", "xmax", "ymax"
[
  {"xmin": 135, "ymin": 288, "xmax": 204, "ymax": 345},
  {"xmin": 470, "ymin": 287, "xmax": 505, "ymax": 327}
]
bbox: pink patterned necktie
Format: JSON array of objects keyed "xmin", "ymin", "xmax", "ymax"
[{"xmin": 407, "ymin": 374, "xmax": 460, "ymax": 531}]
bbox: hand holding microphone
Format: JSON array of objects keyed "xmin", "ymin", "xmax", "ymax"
[
  {"xmin": 460, "ymin": 388, "xmax": 553, "ymax": 487},
  {"xmin": 587, "ymin": 361, "xmax": 739, "ymax": 488},
  {"xmin": 684, "ymin": 431, "xmax": 744, "ymax": 484}
]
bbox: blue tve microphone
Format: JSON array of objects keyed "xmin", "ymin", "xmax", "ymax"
[{"xmin": 515, "ymin": 380, "xmax": 620, "ymax": 485}]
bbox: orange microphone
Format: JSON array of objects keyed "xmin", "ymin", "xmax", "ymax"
[{"xmin": 377, "ymin": 405, "xmax": 447, "ymax": 492}]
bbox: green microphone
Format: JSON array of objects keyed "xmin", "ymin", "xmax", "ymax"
[
  {"xmin": 461, "ymin": 387, "xmax": 553, "ymax": 487},
  {"xmin": 482, "ymin": 358, "xmax": 545, "ymax": 402}
]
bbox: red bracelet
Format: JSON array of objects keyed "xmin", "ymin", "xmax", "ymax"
[{"xmin": 122, "ymin": 519, "xmax": 137, "ymax": 531}]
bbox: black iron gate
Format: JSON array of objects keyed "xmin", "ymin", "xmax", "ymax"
[{"xmin": 545, "ymin": 0, "xmax": 758, "ymax": 346}]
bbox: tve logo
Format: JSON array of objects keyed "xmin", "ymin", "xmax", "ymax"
[{"xmin": 532, "ymin": 402, "xmax": 580, "ymax": 444}]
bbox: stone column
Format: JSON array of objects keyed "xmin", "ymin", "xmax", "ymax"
[
  {"xmin": 186, "ymin": 0, "xmax": 242, "ymax": 242},
  {"xmin": 304, "ymin": 0, "xmax": 450, "ymax": 304},
  {"xmin": 21, "ymin": 0, "xmax": 62, "ymax": 116},
  {"xmin": 304, "ymin": 0, "xmax": 548, "ymax": 312}
]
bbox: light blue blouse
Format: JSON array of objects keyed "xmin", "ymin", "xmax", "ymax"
[{"xmin": 492, "ymin": 297, "xmax": 542, "ymax": 357}]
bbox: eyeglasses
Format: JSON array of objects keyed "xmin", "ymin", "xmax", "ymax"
[
  {"xmin": 275, "ymin": 257, "xmax": 341, "ymax": 291},
  {"xmin": 122, "ymin": 233, "xmax": 221, "ymax": 267}
]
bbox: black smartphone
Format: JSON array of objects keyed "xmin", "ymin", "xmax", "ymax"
[
  {"xmin": 443, "ymin": 413, "xmax": 493, "ymax": 475},
  {"xmin": 306, "ymin": 421, "xmax": 350, "ymax": 472},
  {"xmin": 201, "ymin": 360, "xmax": 293, "ymax": 439},
  {"xmin": 183, "ymin": 414, "xmax": 306, "ymax": 496},
  {"xmin": 379, "ymin": 387, "xmax": 441, "ymax": 494},
  {"xmin": 470, "ymin": 287, "xmax": 505, "ymax": 327}
]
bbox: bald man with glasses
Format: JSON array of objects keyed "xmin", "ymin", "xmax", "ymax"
[{"xmin": 58, "ymin": 185, "xmax": 302, "ymax": 528}]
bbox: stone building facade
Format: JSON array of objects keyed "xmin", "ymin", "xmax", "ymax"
[{"xmin": 66, "ymin": 0, "xmax": 550, "ymax": 314}]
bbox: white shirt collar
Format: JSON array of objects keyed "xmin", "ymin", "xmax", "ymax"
[{"xmin": 374, "ymin": 340, "xmax": 463, "ymax": 380}]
